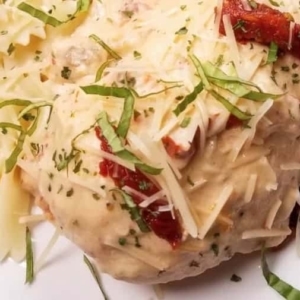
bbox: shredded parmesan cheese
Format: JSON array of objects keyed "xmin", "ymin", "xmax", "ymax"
[
  {"xmin": 222, "ymin": 15, "xmax": 242, "ymax": 76},
  {"xmin": 242, "ymin": 228, "xmax": 291, "ymax": 239},
  {"xmin": 244, "ymin": 174, "xmax": 257, "ymax": 203},
  {"xmin": 157, "ymin": 140, "xmax": 182, "ymax": 180},
  {"xmin": 139, "ymin": 190, "xmax": 166, "ymax": 208},
  {"xmin": 158, "ymin": 204, "xmax": 173, "ymax": 212},
  {"xmin": 98, "ymin": 150, "xmax": 136, "ymax": 171},
  {"xmin": 214, "ymin": 0, "xmax": 224, "ymax": 37},
  {"xmin": 288, "ymin": 22, "xmax": 295, "ymax": 50},
  {"xmin": 241, "ymin": 0, "xmax": 252, "ymax": 10},
  {"xmin": 35, "ymin": 228, "xmax": 61, "ymax": 272},
  {"xmin": 265, "ymin": 199, "xmax": 282, "ymax": 229},
  {"xmin": 245, "ymin": 99, "xmax": 274, "ymax": 145},
  {"xmin": 198, "ymin": 185, "xmax": 233, "ymax": 239},
  {"xmin": 122, "ymin": 186, "xmax": 148, "ymax": 201},
  {"xmin": 230, "ymin": 99, "xmax": 274, "ymax": 160},
  {"xmin": 75, "ymin": 139, "xmax": 136, "ymax": 171},
  {"xmin": 280, "ymin": 163, "xmax": 300, "ymax": 170},
  {"xmin": 266, "ymin": 183, "xmax": 278, "ymax": 192},
  {"xmin": 19, "ymin": 214, "xmax": 46, "ymax": 224},
  {"xmin": 186, "ymin": 178, "xmax": 207, "ymax": 193}
]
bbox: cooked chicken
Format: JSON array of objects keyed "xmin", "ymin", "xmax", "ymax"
[{"xmin": 21, "ymin": 100, "xmax": 300, "ymax": 283}]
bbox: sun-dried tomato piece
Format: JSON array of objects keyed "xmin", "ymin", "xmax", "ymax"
[{"xmin": 219, "ymin": 0, "xmax": 300, "ymax": 59}]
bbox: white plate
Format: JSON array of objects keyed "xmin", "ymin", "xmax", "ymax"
[{"xmin": 0, "ymin": 221, "xmax": 299, "ymax": 300}]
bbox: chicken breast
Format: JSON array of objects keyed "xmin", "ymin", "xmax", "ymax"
[
  {"xmin": 2, "ymin": 0, "xmax": 300, "ymax": 285},
  {"xmin": 21, "ymin": 100, "xmax": 300, "ymax": 283}
]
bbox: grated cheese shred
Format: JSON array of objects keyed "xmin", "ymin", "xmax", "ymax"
[
  {"xmin": 35, "ymin": 228, "xmax": 61, "ymax": 272},
  {"xmin": 241, "ymin": 228, "xmax": 291, "ymax": 240},
  {"xmin": 244, "ymin": 174, "xmax": 257, "ymax": 203},
  {"xmin": 19, "ymin": 214, "xmax": 46, "ymax": 224},
  {"xmin": 198, "ymin": 185, "xmax": 233, "ymax": 239},
  {"xmin": 265, "ymin": 199, "xmax": 282, "ymax": 229}
]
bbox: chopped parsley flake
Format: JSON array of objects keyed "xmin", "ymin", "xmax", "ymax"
[
  {"xmin": 134, "ymin": 236, "xmax": 141, "ymax": 248},
  {"xmin": 214, "ymin": 232, "xmax": 220, "ymax": 238},
  {"xmin": 292, "ymin": 63, "xmax": 298, "ymax": 69},
  {"xmin": 175, "ymin": 95, "xmax": 184, "ymax": 101},
  {"xmin": 215, "ymin": 54, "xmax": 224, "ymax": 67},
  {"xmin": 134, "ymin": 110, "xmax": 141, "ymax": 120},
  {"xmin": 73, "ymin": 160, "xmax": 83, "ymax": 173},
  {"xmin": 61, "ymin": 66, "xmax": 72, "ymax": 79},
  {"xmin": 118, "ymin": 237, "xmax": 127, "ymax": 246},
  {"xmin": 57, "ymin": 185, "xmax": 63, "ymax": 194},
  {"xmin": 187, "ymin": 175, "xmax": 195, "ymax": 186},
  {"xmin": 230, "ymin": 274, "xmax": 242, "ymax": 282},
  {"xmin": 22, "ymin": 113, "xmax": 35, "ymax": 121},
  {"xmin": 133, "ymin": 50, "xmax": 142, "ymax": 59},
  {"xmin": 281, "ymin": 66, "xmax": 290, "ymax": 72},
  {"xmin": 211, "ymin": 243, "xmax": 219, "ymax": 256},
  {"xmin": 7, "ymin": 43, "xmax": 15, "ymax": 56},
  {"xmin": 83, "ymin": 168, "xmax": 90, "ymax": 174},
  {"xmin": 189, "ymin": 260, "xmax": 200, "ymax": 267},
  {"xmin": 269, "ymin": 0, "xmax": 280, "ymax": 7},
  {"xmin": 270, "ymin": 69, "xmax": 278, "ymax": 85},
  {"xmin": 52, "ymin": 149, "xmax": 78, "ymax": 171},
  {"xmin": 122, "ymin": 10, "xmax": 133, "ymax": 18},
  {"xmin": 66, "ymin": 188, "xmax": 74, "ymax": 197},
  {"xmin": 175, "ymin": 27, "xmax": 188, "ymax": 35},
  {"xmin": 129, "ymin": 229, "xmax": 136, "ymax": 235},
  {"xmin": 92, "ymin": 193, "xmax": 101, "ymax": 200},
  {"xmin": 138, "ymin": 180, "xmax": 149, "ymax": 191},
  {"xmin": 233, "ymin": 20, "xmax": 247, "ymax": 32}
]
